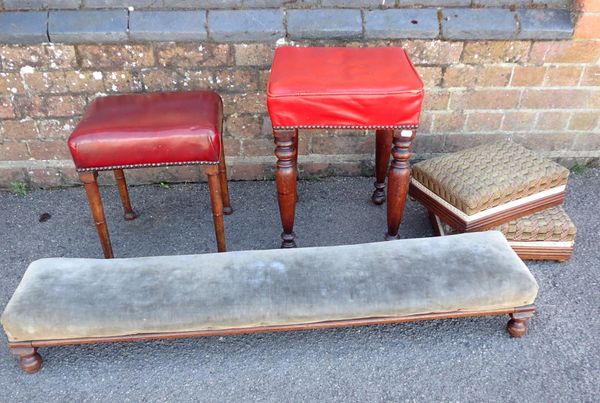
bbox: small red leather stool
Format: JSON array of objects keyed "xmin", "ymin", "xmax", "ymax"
[
  {"xmin": 267, "ymin": 46, "xmax": 424, "ymax": 247},
  {"xmin": 68, "ymin": 91, "xmax": 232, "ymax": 258}
]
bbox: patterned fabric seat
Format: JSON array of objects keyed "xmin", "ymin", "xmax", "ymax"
[{"xmin": 409, "ymin": 141, "xmax": 570, "ymax": 232}]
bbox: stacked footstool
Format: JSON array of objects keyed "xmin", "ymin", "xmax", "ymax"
[{"xmin": 410, "ymin": 141, "xmax": 576, "ymax": 261}]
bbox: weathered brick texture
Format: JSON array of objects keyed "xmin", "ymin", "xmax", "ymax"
[{"xmin": 1, "ymin": 35, "xmax": 599, "ymax": 188}]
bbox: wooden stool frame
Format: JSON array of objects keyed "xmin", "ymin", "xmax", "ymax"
[
  {"xmin": 78, "ymin": 144, "xmax": 232, "ymax": 258},
  {"xmin": 273, "ymin": 127, "xmax": 416, "ymax": 248}
]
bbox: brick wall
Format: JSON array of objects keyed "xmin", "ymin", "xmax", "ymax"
[{"xmin": 1, "ymin": 1, "xmax": 599, "ymax": 188}]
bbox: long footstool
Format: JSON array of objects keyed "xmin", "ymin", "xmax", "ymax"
[{"xmin": 1, "ymin": 232, "xmax": 538, "ymax": 374}]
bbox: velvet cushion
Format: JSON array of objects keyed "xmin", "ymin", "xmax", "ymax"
[{"xmin": 1, "ymin": 232, "xmax": 538, "ymax": 342}]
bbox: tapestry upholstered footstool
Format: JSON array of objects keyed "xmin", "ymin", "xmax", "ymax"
[
  {"xmin": 430, "ymin": 206, "xmax": 576, "ymax": 261},
  {"xmin": 409, "ymin": 141, "xmax": 570, "ymax": 232}
]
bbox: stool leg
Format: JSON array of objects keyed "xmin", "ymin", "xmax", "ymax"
[
  {"xmin": 274, "ymin": 128, "xmax": 297, "ymax": 248},
  {"xmin": 372, "ymin": 129, "xmax": 393, "ymax": 205},
  {"xmin": 385, "ymin": 129, "xmax": 416, "ymax": 241},
  {"xmin": 205, "ymin": 165, "xmax": 227, "ymax": 252},
  {"xmin": 293, "ymin": 132, "xmax": 299, "ymax": 203},
  {"xmin": 79, "ymin": 172, "xmax": 114, "ymax": 258},
  {"xmin": 218, "ymin": 142, "xmax": 233, "ymax": 215},
  {"xmin": 113, "ymin": 169, "xmax": 138, "ymax": 221}
]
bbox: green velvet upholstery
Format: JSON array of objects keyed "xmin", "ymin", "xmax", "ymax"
[{"xmin": 1, "ymin": 232, "xmax": 538, "ymax": 342}]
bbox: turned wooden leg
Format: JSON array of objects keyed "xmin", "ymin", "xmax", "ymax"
[
  {"xmin": 507, "ymin": 310, "xmax": 535, "ymax": 337},
  {"xmin": 10, "ymin": 347, "xmax": 42, "ymax": 374},
  {"xmin": 218, "ymin": 141, "xmax": 233, "ymax": 215},
  {"xmin": 372, "ymin": 129, "xmax": 393, "ymax": 205},
  {"xmin": 79, "ymin": 172, "xmax": 114, "ymax": 258},
  {"xmin": 113, "ymin": 169, "xmax": 138, "ymax": 221},
  {"xmin": 205, "ymin": 165, "xmax": 227, "ymax": 252},
  {"xmin": 385, "ymin": 129, "xmax": 416, "ymax": 241},
  {"xmin": 293, "ymin": 131, "xmax": 299, "ymax": 203},
  {"xmin": 274, "ymin": 129, "xmax": 298, "ymax": 248}
]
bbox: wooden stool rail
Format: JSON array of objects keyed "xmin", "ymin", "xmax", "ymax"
[{"xmin": 68, "ymin": 91, "xmax": 232, "ymax": 258}]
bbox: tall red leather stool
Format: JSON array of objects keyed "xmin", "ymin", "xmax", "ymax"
[
  {"xmin": 267, "ymin": 46, "xmax": 424, "ymax": 248},
  {"xmin": 68, "ymin": 91, "xmax": 232, "ymax": 258}
]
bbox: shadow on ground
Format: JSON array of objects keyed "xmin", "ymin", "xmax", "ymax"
[{"xmin": 0, "ymin": 169, "xmax": 598, "ymax": 401}]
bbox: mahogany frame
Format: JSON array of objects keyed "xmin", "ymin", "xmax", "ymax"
[
  {"xmin": 77, "ymin": 138, "xmax": 233, "ymax": 258},
  {"xmin": 409, "ymin": 180, "xmax": 565, "ymax": 233},
  {"xmin": 273, "ymin": 128, "xmax": 416, "ymax": 248},
  {"xmin": 8, "ymin": 305, "xmax": 535, "ymax": 373},
  {"xmin": 429, "ymin": 212, "xmax": 573, "ymax": 262}
]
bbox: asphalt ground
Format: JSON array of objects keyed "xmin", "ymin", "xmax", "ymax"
[{"xmin": 0, "ymin": 169, "xmax": 598, "ymax": 402}]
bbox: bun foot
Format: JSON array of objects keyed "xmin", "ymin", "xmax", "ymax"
[
  {"xmin": 10, "ymin": 347, "xmax": 43, "ymax": 374},
  {"xmin": 123, "ymin": 211, "xmax": 139, "ymax": 221},
  {"xmin": 371, "ymin": 182, "xmax": 386, "ymax": 205},
  {"xmin": 281, "ymin": 232, "xmax": 296, "ymax": 248},
  {"xmin": 507, "ymin": 310, "xmax": 534, "ymax": 338}
]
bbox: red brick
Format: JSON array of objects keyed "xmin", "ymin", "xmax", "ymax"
[
  {"xmin": 0, "ymin": 143, "xmax": 30, "ymax": 160},
  {"xmin": 569, "ymin": 112, "xmax": 599, "ymax": 130},
  {"xmin": 477, "ymin": 66, "xmax": 512, "ymax": 87},
  {"xmin": 156, "ymin": 43, "xmax": 232, "ymax": 68},
  {"xmin": 431, "ymin": 112, "xmax": 466, "ymax": 133},
  {"xmin": 28, "ymin": 140, "xmax": 71, "ymax": 160},
  {"xmin": 213, "ymin": 68, "xmax": 258, "ymax": 92},
  {"xmin": 544, "ymin": 66, "xmax": 583, "ymax": 87},
  {"xmin": 0, "ymin": 96, "xmax": 15, "ymax": 119},
  {"xmin": 0, "ymin": 45, "xmax": 47, "ymax": 71},
  {"xmin": 103, "ymin": 71, "xmax": 144, "ymax": 93},
  {"xmin": 228, "ymin": 161, "xmax": 273, "ymax": 181},
  {"xmin": 411, "ymin": 133, "xmax": 445, "ymax": 154},
  {"xmin": 224, "ymin": 114, "xmax": 262, "ymax": 138},
  {"xmin": 535, "ymin": 111, "xmax": 570, "ymax": 130},
  {"xmin": 422, "ymin": 91, "xmax": 450, "ymax": 110},
  {"xmin": 572, "ymin": 131, "xmax": 600, "ymax": 151},
  {"xmin": 222, "ymin": 93, "xmax": 267, "ymax": 114},
  {"xmin": 45, "ymin": 45, "xmax": 78, "ymax": 70},
  {"xmin": 416, "ymin": 66, "xmax": 442, "ymax": 87},
  {"xmin": 444, "ymin": 133, "xmax": 509, "ymax": 152},
  {"xmin": 44, "ymin": 95, "xmax": 87, "ymax": 117},
  {"xmin": 242, "ymin": 138, "xmax": 276, "ymax": 156},
  {"xmin": 0, "ymin": 119, "xmax": 38, "ymax": 140},
  {"xmin": 501, "ymin": 111, "xmax": 536, "ymax": 132},
  {"xmin": 417, "ymin": 112, "xmax": 432, "ymax": 134},
  {"xmin": 0, "ymin": 72, "xmax": 26, "ymax": 94},
  {"xmin": 464, "ymin": 112, "xmax": 503, "ymax": 132},
  {"xmin": 401, "ymin": 40, "xmax": 463, "ymax": 65},
  {"xmin": 574, "ymin": 14, "xmax": 600, "ymax": 39},
  {"xmin": 311, "ymin": 135, "xmax": 372, "ymax": 155},
  {"xmin": 450, "ymin": 89, "xmax": 520, "ymax": 110},
  {"xmin": 442, "ymin": 65, "xmax": 478, "ymax": 88},
  {"xmin": 575, "ymin": 0, "xmax": 600, "ymax": 12},
  {"xmin": 65, "ymin": 71, "xmax": 106, "ymax": 93},
  {"xmin": 22, "ymin": 71, "xmax": 69, "ymax": 94},
  {"xmin": 222, "ymin": 137, "xmax": 242, "ymax": 156},
  {"xmin": 258, "ymin": 69, "xmax": 270, "ymax": 92},
  {"xmin": 521, "ymin": 90, "xmax": 591, "ymax": 109},
  {"xmin": 78, "ymin": 44, "xmax": 155, "ymax": 69},
  {"xmin": 0, "ymin": 167, "xmax": 27, "ymax": 189},
  {"xmin": 462, "ymin": 41, "xmax": 530, "ymax": 64},
  {"xmin": 581, "ymin": 66, "xmax": 600, "ymax": 86},
  {"xmin": 37, "ymin": 118, "xmax": 78, "ymax": 140},
  {"xmin": 12, "ymin": 95, "xmax": 46, "ymax": 118},
  {"xmin": 234, "ymin": 43, "xmax": 275, "ymax": 66},
  {"xmin": 28, "ymin": 168, "xmax": 63, "ymax": 188},
  {"xmin": 510, "ymin": 66, "xmax": 546, "ymax": 87},
  {"xmin": 511, "ymin": 133, "xmax": 574, "ymax": 152},
  {"xmin": 529, "ymin": 41, "xmax": 600, "ymax": 64}
]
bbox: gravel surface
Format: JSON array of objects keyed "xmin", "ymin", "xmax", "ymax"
[{"xmin": 0, "ymin": 170, "xmax": 598, "ymax": 402}]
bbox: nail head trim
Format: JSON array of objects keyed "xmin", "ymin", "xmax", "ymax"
[{"xmin": 76, "ymin": 160, "xmax": 219, "ymax": 172}]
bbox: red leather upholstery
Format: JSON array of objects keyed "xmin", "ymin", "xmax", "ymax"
[
  {"xmin": 68, "ymin": 91, "xmax": 223, "ymax": 170},
  {"xmin": 267, "ymin": 46, "xmax": 424, "ymax": 129}
]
